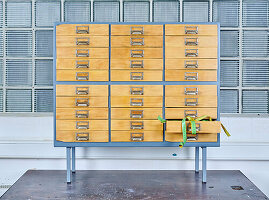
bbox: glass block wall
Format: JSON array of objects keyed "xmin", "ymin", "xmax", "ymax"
[{"xmin": 0, "ymin": 0, "xmax": 268, "ymax": 114}]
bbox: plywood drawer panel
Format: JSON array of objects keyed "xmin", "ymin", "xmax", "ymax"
[
  {"xmin": 111, "ymin": 108, "xmax": 162, "ymax": 119},
  {"xmin": 56, "ymin": 24, "xmax": 109, "ymax": 36},
  {"xmin": 56, "ymin": 70, "xmax": 108, "ymax": 81},
  {"xmin": 56, "ymin": 36, "xmax": 109, "ymax": 48},
  {"xmin": 165, "ymin": 85, "xmax": 217, "ymax": 97},
  {"xmin": 166, "ymin": 121, "xmax": 221, "ymax": 133},
  {"xmin": 111, "ymin": 70, "xmax": 162, "ymax": 81},
  {"xmin": 165, "ymin": 25, "xmax": 218, "ymax": 36},
  {"xmin": 165, "ymin": 70, "xmax": 217, "ymax": 81},
  {"xmin": 111, "ymin": 97, "xmax": 163, "ymax": 107},
  {"xmin": 165, "ymin": 108, "xmax": 217, "ymax": 119},
  {"xmin": 56, "ymin": 130, "xmax": 108, "ymax": 142},
  {"xmin": 56, "ymin": 59, "xmax": 109, "ymax": 70},
  {"xmin": 111, "ymin": 131, "xmax": 163, "ymax": 142},
  {"xmin": 56, "ymin": 120, "xmax": 108, "ymax": 131},
  {"xmin": 57, "ymin": 48, "xmax": 108, "ymax": 58},
  {"xmin": 111, "ymin": 48, "xmax": 163, "ymax": 59},
  {"xmin": 166, "ymin": 59, "xmax": 217, "ymax": 70},
  {"xmin": 165, "ymin": 96, "xmax": 217, "ymax": 107},
  {"xmin": 56, "ymin": 97, "xmax": 108, "ymax": 108},
  {"xmin": 111, "ymin": 59, "xmax": 163, "ymax": 70},
  {"xmin": 165, "ymin": 36, "xmax": 217, "ymax": 48},
  {"xmin": 111, "ymin": 120, "xmax": 163, "ymax": 131},
  {"xmin": 111, "ymin": 85, "xmax": 163, "ymax": 96},
  {"xmin": 111, "ymin": 36, "xmax": 163, "ymax": 47},
  {"xmin": 166, "ymin": 48, "xmax": 217, "ymax": 59},
  {"xmin": 111, "ymin": 25, "xmax": 163, "ymax": 35},
  {"xmin": 56, "ymin": 108, "xmax": 108, "ymax": 120},
  {"xmin": 56, "ymin": 85, "xmax": 108, "ymax": 97},
  {"xmin": 165, "ymin": 132, "xmax": 217, "ymax": 142}
]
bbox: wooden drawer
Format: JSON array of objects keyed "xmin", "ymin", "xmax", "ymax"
[
  {"xmin": 165, "ymin": 25, "xmax": 218, "ymax": 36},
  {"xmin": 56, "ymin": 97, "xmax": 108, "ymax": 108},
  {"xmin": 166, "ymin": 121, "xmax": 221, "ymax": 133},
  {"xmin": 56, "ymin": 120, "xmax": 108, "ymax": 131},
  {"xmin": 165, "ymin": 85, "xmax": 217, "ymax": 96},
  {"xmin": 56, "ymin": 70, "xmax": 108, "ymax": 81},
  {"xmin": 111, "ymin": 25, "xmax": 163, "ymax": 36},
  {"xmin": 56, "ymin": 59, "xmax": 109, "ymax": 70},
  {"xmin": 166, "ymin": 48, "xmax": 217, "ymax": 59},
  {"xmin": 56, "ymin": 130, "xmax": 108, "ymax": 142},
  {"xmin": 111, "ymin": 85, "xmax": 163, "ymax": 96},
  {"xmin": 56, "ymin": 24, "xmax": 109, "ymax": 36},
  {"xmin": 56, "ymin": 108, "xmax": 108, "ymax": 120},
  {"xmin": 165, "ymin": 96, "xmax": 217, "ymax": 107},
  {"xmin": 111, "ymin": 131, "xmax": 163, "ymax": 142},
  {"xmin": 111, "ymin": 36, "xmax": 163, "ymax": 47},
  {"xmin": 111, "ymin": 108, "xmax": 162, "ymax": 119},
  {"xmin": 165, "ymin": 132, "xmax": 217, "ymax": 142},
  {"xmin": 165, "ymin": 108, "xmax": 217, "ymax": 119},
  {"xmin": 56, "ymin": 85, "xmax": 108, "ymax": 96},
  {"xmin": 165, "ymin": 36, "xmax": 217, "ymax": 48},
  {"xmin": 111, "ymin": 59, "xmax": 163, "ymax": 70},
  {"xmin": 111, "ymin": 70, "xmax": 162, "ymax": 81},
  {"xmin": 57, "ymin": 48, "xmax": 108, "ymax": 59},
  {"xmin": 111, "ymin": 97, "xmax": 163, "ymax": 107},
  {"xmin": 56, "ymin": 36, "xmax": 109, "ymax": 47},
  {"xmin": 166, "ymin": 59, "xmax": 217, "ymax": 70},
  {"xmin": 165, "ymin": 70, "xmax": 217, "ymax": 81},
  {"xmin": 111, "ymin": 120, "xmax": 163, "ymax": 131},
  {"xmin": 111, "ymin": 48, "xmax": 163, "ymax": 59}
]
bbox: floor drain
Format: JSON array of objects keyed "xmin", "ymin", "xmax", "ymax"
[
  {"xmin": 231, "ymin": 186, "xmax": 244, "ymax": 190},
  {"xmin": 209, "ymin": 186, "xmax": 214, "ymax": 189}
]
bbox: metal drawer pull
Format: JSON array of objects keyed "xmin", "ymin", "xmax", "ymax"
[
  {"xmin": 184, "ymin": 87, "xmax": 198, "ymax": 95},
  {"xmin": 75, "ymin": 98, "xmax": 89, "ymax": 107},
  {"xmin": 184, "ymin": 110, "xmax": 198, "ymax": 118},
  {"xmin": 187, "ymin": 135, "xmax": 198, "ymax": 141},
  {"xmin": 76, "ymin": 60, "xmax": 89, "ymax": 69},
  {"xmin": 76, "ymin": 121, "xmax": 89, "ymax": 129},
  {"xmin": 76, "ymin": 87, "xmax": 89, "ymax": 95},
  {"xmin": 76, "ymin": 72, "xmax": 89, "ymax": 80},
  {"xmin": 76, "ymin": 49, "xmax": 89, "ymax": 57},
  {"xmin": 185, "ymin": 38, "xmax": 198, "ymax": 46},
  {"xmin": 187, "ymin": 123, "xmax": 200, "ymax": 132},
  {"xmin": 185, "ymin": 26, "xmax": 198, "ymax": 35},
  {"xmin": 130, "ymin": 50, "xmax": 144, "ymax": 58},
  {"xmin": 76, "ymin": 132, "xmax": 89, "ymax": 141},
  {"xmin": 76, "ymin": 26, "xmax": 89, "ymax": 34},
  {"xmin": 130, "ymin": 72, "xmax": 144, "ymax": 80},
  {"xmin": 130, "ymin": 26, "xmax": 144, "ymax": 35},
  {"xmin": 130, "ymin": 87, "xmax": 144, "ymax": 95},
  {"xmin": 130, "ymin": 38, "xmax": 144, "ymax": 46},
  {"xmin": 185, "ymin": 60, "xmax": 198, "ymax": 69},
  {"xmin": 130, "ymin": 132, "xmax": 144, "ymax": 141},
  {"xmin": 130, "ymin": 98, "xmax": 144, "ymax": 106},
  {"xmin": 185, "ymin": 98, "xmax": 198, "ymax": 106},
  {"xmin": 75, "ymin": 110, "xmax": 89, "ymax": 118},
  {"xmin": 130, "ymin": 121, "xmax": 144, "ymax": 130},
  {"xmin": 185, "ymin": 72, "xmax": 198, "ymax": 80},
  {"xmin": 130, "ymin": 110, "xmax": 144, "ymax": 119},
  {"xmin": 76, "ymin": 37, "xmax": 90, "ymax": 45},
  {"xmin": 130, "ymin": 60, "xmax": 144, "ymax": 68},
  {"xmin": 185, "ymin": 49, "xmax": 198, "ymax": 57}
]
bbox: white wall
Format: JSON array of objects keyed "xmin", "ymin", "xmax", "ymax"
[{"xmin": 0, "ymin": 116, "xmax": 269, "ymax": 197}]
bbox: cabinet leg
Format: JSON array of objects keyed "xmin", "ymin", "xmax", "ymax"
[
  {"xmin": 72, "ymin": 147, "xmax": 76, "ymax": 173},
  {"xmin": 202, "ymin": 147, "xmax": 207, "ymax": 183},
  {"xmin": 195, "ymin": 147, "xmax": 199, "ymax": 173},
  {"xmin": 66, "ymin": 147, "xmax": 71, "ymax": 183}
]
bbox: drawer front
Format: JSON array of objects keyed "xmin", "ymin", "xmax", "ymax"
[
  {"xmin": 165, "ymin": 132, "xmax": 217, "ymax": 142},
  {"xmin": 56, "ymin": 108, "xmax": 108, "ymax": 120},
  {"xmin": 57, "ymin": 48, "xmax": 108, "ymax": 59},
  {"xmin": 165, "ymin": 96, "xmax": 217, "ymax": 107},
  {"xmin": 166, "ymin": 85, "xmax": 217, "ymax": 96},
  {"xmin": 111, "ymin": 108, "xmax": 162, "ymax": 119},
  {"xmin": 111, "ymin": 70, "xmax": 162, "ymax": 81},
  {"xmin": 56, "ymin": 59, "xmax": 109, "ymax": 70},
  {"xmin": 111, "ymin": 131, "xmax": 163, "ymax": 142},
  {"xmin": 56, "ymin": 130, "xmax": 109, "ymax": 142},
  {"xmin": 56, "ymin": 24, "xmax": 109, "ymax": 36},
  {"xmin": 111, "ymin": 85, "xmax": 163, "ymax": 96},
  {"xmin": 111, "ymin": 97, "xmax": 163, "ymax": 107},
  {"xmin": 166, "ymin": 36, "xmax": 217, "ymax": 48},
  {"xmin": 111, "ymin": 36, "xmax": 163, "ymax": 47},
  {"xmin": 56, "ymin": 97, "xmax": 108, "ymax": 108},
  {"xmin": 111, "ymin": 25, "xmax": 163, "ymax": 35},
  {"xmin": 111, "ymin": 48, "xmax": 163, "ymax": 59},
  {"xmin": 166, "ymin": 59, "xmax": 217, "ymax": 70},
  {"xmin": 165, "ymin": 25, "xmax": 218, "ymax": 36},
  {"xmin": 166, "ymin": 47, "xmax": 217, "ymax": 59},
  {"xmin": 56, "ymin": 120, "xmax": 108, "ymax": 131},
  {"xmin": 165, "ymin": 108, "xmax": 217, "ymax": 119},
  {"xmin": 56, "ymin": 36, "xmax": 109, "ymax": 47},
  {"xmin": 165, "ymin": 70, "xmax": 217, "ymax": 81},
  {"xmin": 56, "ymin": 85, "xmax": 108, "ymax": 97},
  {"xmin": 111, "ymin": 59, "xmax": 163, "ymax": 70},
  {"xmin": 166, "ymin": 121, "xmax": 221, "ymax": 133},
  {"xmin": 56, "ymin": 70, "xmax": 108, "ymax": 81},
  {"xmin": 111, "ymin": 120, "xmax": 163, "ymax": 131}
]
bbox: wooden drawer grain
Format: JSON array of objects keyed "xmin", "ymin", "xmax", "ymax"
[
  {"xmin": 165, "ymin": 85, "xmax": 217, "ymax": 96},
  {"xmin": 111, "ymin": 131, "xmax": 163, "ymax": 142},
  {"xmin": 165, "ymin": 24, "xmax": 218, "ymax": 36},
  {"xmin": 56, "ymin": 36, "xmax": 109, "ymax": 47},
  {"xmin": 165, "ymin": 132, "xmax": 218, "ymax": 142},
  {"xmin": 165, "ymin": 59, "xmax": 217, "ymax": 70},
  {"xmin": 56, "ymin": 108, "xmax": 108, "ymax": 120},
  {"xmin": 56, "ymin": 24, "xmax": 109, "ymax": 36},
  {"xmin": 56, "ymin": 85, "xmax": 108, "ymax": 97},
  {"xmin": 111, "ymin": 120, "xmax": 163, "ymax": 131},
  {"xmin": 165, "ymin": 96, "xmax": 217, "ymax": 107},
  {"xmin": 111, "ymin": 36, "xmax": 163, "ymax": 47},
  {"xmin": 56, "ymin": 130, "xmax": 108, "ymax": 142},
  {"xmin": 111, "ymin": 48, "xmax": 163, "ymax": 59},
  {"xmin": 166, "ymin": 121, "xmax": 221, "ymax": 133},
  {"xmin": 111, "ymin": 108, "xmax": 162, "ymax": 119},
  {"xmin": 111, "ymin": 85, "xmax": 163, "ymax": 96},
  {"xmin": 57, "ymin": 48, "xmax": 108, "ymax": 59},
  {"xmin": 111, "ymin": 70, "xmax": 162, "ymax": 81},
  {"xmin": 165, "ymin": 108, "xmax": 217, "ymax": 119},
  {"xmin": 166, "ymin": 47, "xmax": 217, "ymax": 59},
  {"xmin": 56, "ymin": 97, "xmax": 108, "ymax": 108},
  {"xmin": 111, "ymin": 97, "xmax": 163, "ymax": 107},
  {"xmin": 111, "ymin": 25, "xmax": 163, "ymax": 35},
  {"xmin": 165, "ymin": 70, "xmax": 217, "ymax": 81},
  {"xmin": 165, "ymin": 36, "xmax": 217, "ymax": 48},
  {"xmin": 56, "ymin": 120, "xmax": 108, "ymax": 131},
  {"xmin": 56, "ymin": 59, "xmax": 109, "ymax": 70},
  {"xmin": 110, "ymin": 59, "xmax": 163, "ymax": 70},
  {"xmin": 56, "ymin": 70, "xmax": 108, "ymax": 81}
]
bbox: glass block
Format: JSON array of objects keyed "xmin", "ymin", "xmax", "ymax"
[
  {"xmin": 220, "ymin": 60, "xmax": 239, "ymax": 87},
  {"xmin": 220, "ymin": 90, "xmax": 239, "ymax": 113},
  {"xmin": 220, "ymin": 31, "xmax": 239, "ymax": 57},
  {"xmin": 64, "ymin": 1, "xmax": 91, "ymax": 22},
  {"xmin": 34, "ymin": 89, "xmax": 53, "ymax": 112},
  {"xmin": 0, "ymin": 30, "xmax": 3, "ymax": 57},
  {"xmin": 123, "ymin": 1, "xmax": 150, "ymax": 22},
  {"xmin": 0, "ymin": 59, "xmax": 3, "ymax": 86},
  {"xmin": 0, "ymin": 2, "xmax": 3, "ymax": 27},
  {"xmin": 35, "ymin": 60, "xmax": 53, "ymax": 86},
  {"xmin": 153, "ymin": 0, "xmax": 180, "ymax": 22},
  {"xmin": 94, "ymin": 1, "xmax": 120, "ymax": 22},
  {"xmin": 183, "ymin": 1, "xmax": 209, "ymax": 22},
  {"xmin": 243, "ymin": 90, "xmax": 269, "ymax": 113},
  {"xmin": 6, "ymin": 89, "xmax": 32, "ymax": 112},
  {"xmin": 35, "ymin": 30, "xmax": 53, "ymax": 57}
]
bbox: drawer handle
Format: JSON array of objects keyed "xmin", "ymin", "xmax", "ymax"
[
  {"xmin": 187, "ymin": 135, "xmax": 198, "ymax": 141},
  {"xmin": 185, "ymin": 38, "xmax": 198, "ymax": 46},
  {"xmin": 187, "ymin": 122, "xmax": 200, "ymax": 132},
  {"xmin": 76, "ymin": 132, "xmax": 89, "ymax": 141},
  {"xmin": 130, "ymin": 26, "xmax": 144, "ymax": 35},
  {"xmin": 185, "ymin": 72, "xmax": 198, "ymax": 80},
  {"xmin": 130, "ymin": 87, "xmax": 144, "ymax": 95},
  {"xmin": 76, "ymin": 37, "xmax": 90, "ymax": 46},
  {"xmin": 130, "ymin": 110, "xmax": 144, "ymax": 119},
  {"xmin": 185, "ymin": 49, "xmax": 198, "ymax": 57},
  {"xmin": 130, "ymin": 50, "xmax": 144, "ymax": 58},
  {"xmin": 130, "ymin": 38, "xmax": 144, "ymax": 46},
  {"xmin": 185, "ymin": 26, "xmax": 198, "ymax": 35},
  {"xmin": 75, "ymin": 110, "xmax": 89, "ymax": 119},
  {"xmin": 184, "ymin": 110, "xmax": 198, "ymax": 118},
  {"xmin": 76, "ymin": 121, "xmax": 89, "ymax": 129},
  {"xmin": 76, "ymin": 87, "xmax": 89, "ymax": 95},
  {"xmin": 130, "ymin": 132, "xmax": 144, "ymax": 141},
  {"xmin": 185, "ymin": 60, "xmax": 198, "ymax": 69},
  {"xmin": 130, "ymin": 98, "xmax": 144, "ymax": 106},
  {"xmin": 130, "ymin": 121, "xmax": 144, "ymax": 130},
  {"xmin": 75, "ymin": 98, "xmax": 89, "ymax": 107},
  {"xmin": 185, "ymin": 98, "xmax": 198, "ymax": 106},
  {"xmin": 130, "ymin": 60, "xmax": 144, "ymax": 69},
  {"xmin": 76, "ymin": 72, "xmax": 89, "ymax": 80},
  {"xmin": 76, "ymin": 26, "xmax": 89, "ymax": 34},
  {"xmin": 76, "ymin": 49, "xmax": 89, "ymax": 57},
  {"xmin": 130, "ymin": 72, "xmax": 144, "ymax": 80},
  {"xmin": 76, "ymin": 60, "xmax": 89, "ymax": 69},
  {"xmin": 184, "ymin": 87, "xmax": 198, "ymax": 95}
]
